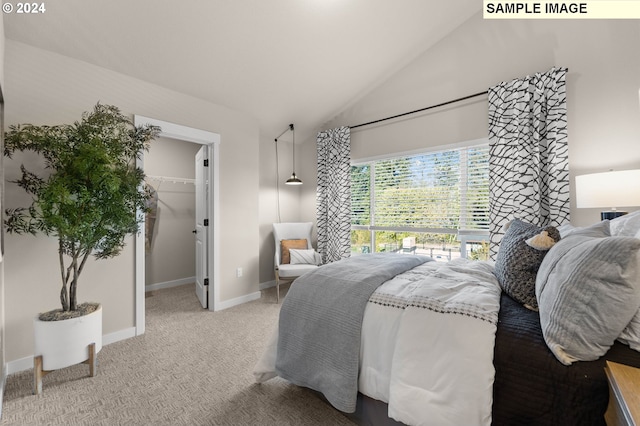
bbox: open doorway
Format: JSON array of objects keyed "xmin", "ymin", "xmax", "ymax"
[
  {"xmin": 144, "ymin": 137, "xmax": 200, "ymax": 296},
  {"xmin": 133, "ymin": 116, "xmax": 220, "ymax": 336}
]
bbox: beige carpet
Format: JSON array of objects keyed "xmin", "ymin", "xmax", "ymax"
[{"xmin": 1, "ymin": 284, "xmax": 355, "ymax": 425}]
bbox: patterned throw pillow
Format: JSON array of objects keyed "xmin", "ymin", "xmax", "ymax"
[
  {"xmin": 493, "ymin": 219, "xmax": 561, "ymax": 311},
  {"xmin": 289, "ymin": 249, "xmax": 322, "ymax": 266},
  {"xmin": 536, "ymin": 222, "xmax": 640, "ymax": 365},
  {"xmin": 280, "ymin": 239, "xmax": 308, "ymax": 264}
]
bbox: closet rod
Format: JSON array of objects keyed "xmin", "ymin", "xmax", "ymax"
[
  {"xmin": 146, "ymin": 175, "xmax": 196, "ymax": 185},
  {"xmin": 350, "ymin": 90, "xmax": 488, "ymax": 129}
]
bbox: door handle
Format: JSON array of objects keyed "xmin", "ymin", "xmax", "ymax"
[{"xmin": 192, "ymin": 229, "xmax": 197, "ymax": 234}]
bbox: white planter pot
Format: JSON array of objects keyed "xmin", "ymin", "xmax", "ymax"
[{"xmin": 33, "ymin": 305, "xmax": 103, "ymax": 371}]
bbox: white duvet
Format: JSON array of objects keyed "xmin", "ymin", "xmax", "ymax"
[{"xmin": 254, "ymin": 258, "xmax": 502, "ymax": 426}]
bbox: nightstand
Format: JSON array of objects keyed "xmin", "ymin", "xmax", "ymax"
[{"xmin": 605, "ymin": 361, "xmax": 640, "ymax": 426}]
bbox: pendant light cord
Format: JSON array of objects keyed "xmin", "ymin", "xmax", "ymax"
[
  {"xmin": 274, "ymin": 123, "xmax": 297, "ymax": 222},
  {"xmin": 275, "ymin": 139, "xmax": 282, "ymax": 223}
]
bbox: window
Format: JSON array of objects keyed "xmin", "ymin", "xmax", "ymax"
[{"xmin": 351, "ymin": 142, "xmax": 490, "ymax": 261}]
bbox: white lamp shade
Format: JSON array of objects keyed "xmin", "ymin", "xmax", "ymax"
[{"xmin": 575, "ymin": 169, "xmax": 640, "ymax": 209}]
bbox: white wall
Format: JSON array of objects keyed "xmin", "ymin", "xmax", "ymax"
[
  {"xmin": 3, "ymin": 40, "xmax": 260, "ymax": 364},
  {"xmin": 258, "ymin": 134, "xmax": 305, "ymax": 284},
  {"xmin": 303, "ymin": 15, "xmax": 640, "ymax": 228},
  {"xmin": 145, "ymin": 137, "xmax": 200, "ymax": 287}
]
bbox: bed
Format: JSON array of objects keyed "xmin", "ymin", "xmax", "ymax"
[{"xmin": 254, "ymin": 217, "xmax": 640, "ymax": 425}]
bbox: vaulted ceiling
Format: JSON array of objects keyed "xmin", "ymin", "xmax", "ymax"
[{"xmin": 3, "ymin": 0, "xmax": 481, "ymax": 140}]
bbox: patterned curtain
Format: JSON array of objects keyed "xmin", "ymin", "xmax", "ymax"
[
  {"xmin": 488, "ymin": 67, "xmax": 570, "ymax": 259},
  {"xmin": 316, "ymin": 126, "xmax": 351, "ymax": 263}
]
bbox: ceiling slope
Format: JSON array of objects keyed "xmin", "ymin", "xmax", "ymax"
[{"xmin": 4, "ymin": 0, "xmax": 481, "ymax": 140}]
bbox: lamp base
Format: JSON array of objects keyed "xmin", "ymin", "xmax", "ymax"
[{"xmin": 601, "ymin": 211, "xmax": 627, "ymax": 221}]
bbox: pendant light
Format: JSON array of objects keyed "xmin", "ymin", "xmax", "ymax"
[{"xmin": 282, "ymin": 123, "xmax": 302, "ymax": 185}]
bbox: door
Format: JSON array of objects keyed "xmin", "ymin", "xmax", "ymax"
[{"xmin": 194, "ymin": 146, "xmax": 209, "ymax": 308}]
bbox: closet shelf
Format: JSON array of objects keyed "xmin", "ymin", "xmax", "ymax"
[{"xmin": 146, "ymin": 175, "xmax": 196, "ymax": 185}]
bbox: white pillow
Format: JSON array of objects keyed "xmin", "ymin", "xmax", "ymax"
[
  {"xmin": 611, "ymin": 210, "xmax": 640, "ymax": 237},
  {"xmin": 536, "ymin": 221, "xmax": 640, "ymax": 365},
  {"xmin": 619, "ymin": 310, "xmax": 640, "ymax": 351},
  {"xmin": 557, "ymin": 223, "xmax": 578, "ymax": 238},
  {"xmin": 615, "ymin": 211, "xmax": 640, "ymax": 350},
  {"xmin": 289, "ymin": 249, "xmax": 322, "ymax": 266}
]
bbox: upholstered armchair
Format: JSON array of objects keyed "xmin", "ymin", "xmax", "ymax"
[{"xmin": 273, "ymin": 222, "xmax": 321, "ymax": 302}]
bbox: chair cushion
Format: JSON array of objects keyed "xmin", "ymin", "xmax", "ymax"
[
  {"xmin": 278, "ymin": 263, "xmax": 318, "ymax": 278},
  {"xmin": 281, "ymin": 239, "xmax": 308, "ymax": 264}
]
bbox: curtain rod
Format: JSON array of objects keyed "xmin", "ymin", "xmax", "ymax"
[{"xmin": 350, "ymin": 90, "xmax": 488, "ymax": 129}]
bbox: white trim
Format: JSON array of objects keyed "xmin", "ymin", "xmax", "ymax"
[
  {"xmin": 135, "ymin": 154, "xmax": 146, "ymax": 336},
  {"xmin": 0, "ymin": 363, "xmax": 6, "ymax": 418},
  {"xmin": 210, "ymin": 141, "xmax": 221, "ymax": 312},
  {"xmin": 146, "ymin": 277, "xmax": 195, "ymax": 292},
  {"xmin": 6, "ymin": 327, "xmax": 136, "ymax": 374},
  {"xmin": 351, "ymin": 137, "xmax": 489, "ymax": 165},
  {"xmin": 259, "ymin": 280, "xmax": 276, "ymax": 291},
  {"xmin": 134, "ymin": 116, "xmax": 215, "ymax": 145},
  {"xmin": 102, "ymin": 327, "xmax": 136, "ymax": 346},
  {"xmin": 133, "ymin": 116, "xmax": 221, "ymax": 335},
  {"xmin": 6, "ymin": 356, "xmax": 31, "ymax": 375},
  {"xmin": 216, "ymin": 291, "xmax": 261, "ymax": 311}
]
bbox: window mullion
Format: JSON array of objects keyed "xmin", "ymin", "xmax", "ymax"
[{"xmin": 370, "ymin": 162, "xmax": 375, "ymax": 252}]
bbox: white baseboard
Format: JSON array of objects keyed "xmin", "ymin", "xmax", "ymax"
[
  {"xmin": 216, "ymin": 291, "xmax": 261, "ymax": 311},
  {"xmin": 146, "ymin": 277, "xmax": 195, "ymax": 292},
  {"xmin": 102, "ymin": 327, "xmax": 136, "ymax": 346},
  {"xmin": 259, "ymin": 280, "xmax": 276, "ymax": 290},
  {"xmin": 6, "ymin": 327, "xmax": 137, "ymax": 375},
  {"xmin": 7, "ymin": 356, "xmax": 31, "ymax": 375},
  {"xmin": 0, "ymin": 362, "xmax": 6, "ymax": 419}
]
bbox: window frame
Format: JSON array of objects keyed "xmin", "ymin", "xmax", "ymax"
[{"xmin": 350, "ymin": 138, "xmax": 490, "ymax": 259}]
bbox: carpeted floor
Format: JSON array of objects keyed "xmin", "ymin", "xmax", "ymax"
[{"xmin": 0, "ymin": 284, "xmax": 355, "ymax": 425}]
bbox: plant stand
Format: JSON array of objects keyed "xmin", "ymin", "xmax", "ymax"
[
  {"xmin": 32, "ymin": 305, "xmax": 103, "ymax": 395},
  {"xmin": 33, "ymin": 342, "xmax": 98, "ymax": 395}
]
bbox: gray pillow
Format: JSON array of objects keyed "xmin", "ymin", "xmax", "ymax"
[
  {"xmin": 536, "ymin": 221, "xmax": 640, "ymax": 365},
  {"xmin": 494, "ymin": 219, "xmax": 561, "ymax": 310}
]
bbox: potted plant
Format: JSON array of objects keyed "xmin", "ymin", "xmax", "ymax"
[{"xmin": 4, "ymin": 103, "xmax": 160, "ymax": 393}]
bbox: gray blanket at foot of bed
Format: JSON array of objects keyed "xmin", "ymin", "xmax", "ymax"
[{"xmin": 275, "ymin": 253, "xmax": 430, "ymax": 413}]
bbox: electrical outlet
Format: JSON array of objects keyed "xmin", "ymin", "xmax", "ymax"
[{"xmin": 236, "ymin": 267, "xmax": 243, "ymax": 278}]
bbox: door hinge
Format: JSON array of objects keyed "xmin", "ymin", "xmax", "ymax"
[
  {"xmin": 204, "ymin": 278, "xmax": 209, "ymax": 286},
  {"xmin": 204, "ymin": 159, "xmax": 209, "ymax": 167},
  {"xmin": 204, "ymin": 219, "xmax": 209, "ymax": 226}
]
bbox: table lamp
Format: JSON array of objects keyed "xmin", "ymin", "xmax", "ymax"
[{"xmin": 575, "ymin": 169, "xmax": 640, "ymax": 220}]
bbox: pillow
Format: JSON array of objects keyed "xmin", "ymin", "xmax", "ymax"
[
  {"xmin": 536, "ymin": 222, "xmax": 640, "ymax": 365},
  {"xmin": 280, "ymin": 239, "xmax": 308, "ymax": 264},
  {"xmin": 615, "ymin": 212, "xmax": 640, "ymax": 350},
  {"xmin": 493, "ymin": 219, "xmax": 561, "ymax": 310},
  {"xmin": 619, "ymin": 310, "xmax": 640, "ymax": 351},
  {"xmin": 557, "ymin": 223, "xmax": 579, "ymax": 238},
  {"xmin": 611, "ymin": 210, "xmax": 640, "ymax": 237},
  {"xmin": 289, "ymin": 249, "xmax": 322, "ymax": 266}
]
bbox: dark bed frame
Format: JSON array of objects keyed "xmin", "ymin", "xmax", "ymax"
[{"xmin": 335, "ymin": 293, "xmax": 640, "ymax": 426}]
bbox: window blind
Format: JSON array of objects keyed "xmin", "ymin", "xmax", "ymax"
[{"xmin": 351, "ymin": 144, "xmax": 490, "ymax": 234}]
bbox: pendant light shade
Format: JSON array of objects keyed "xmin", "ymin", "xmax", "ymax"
[{"xmin": 286, "ymin": 173, "xmax": 303, "ymax": 185}]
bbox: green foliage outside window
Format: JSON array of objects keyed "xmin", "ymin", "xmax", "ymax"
[{"xmin": 350, "ymin": 144, "xmax": 489, "ymax": 259}]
